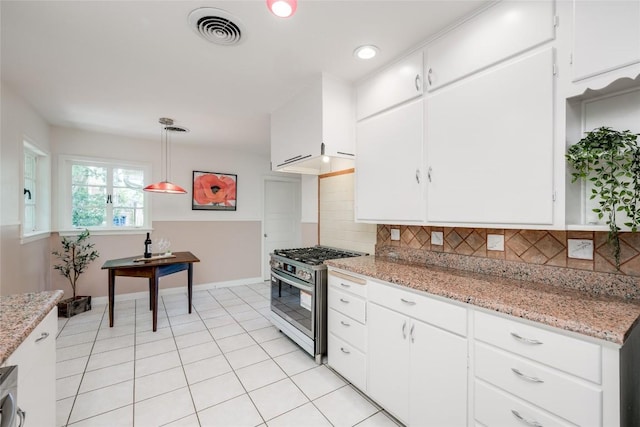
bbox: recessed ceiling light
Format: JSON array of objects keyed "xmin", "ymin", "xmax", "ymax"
[
  {"xmin": 354, "ymin": 45, "xmax": 379, "ymax": 60},
  {"xmin": 267, "ymin": 0, "xmax": 297, "ymax": 18}
]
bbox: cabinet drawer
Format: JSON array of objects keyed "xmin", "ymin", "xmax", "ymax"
[
  {"xmin": 328, "ymin": 334, "xmax": 366, "ymax": 391},
  {"xmin": 6, "ymin": 308, "xmax": 57, "ymax": 368},
  {"xmin": 475, "ymin": 343, "xmax": 602, "ymax": 426},
  {"xmin": 328, "ymin": 270, "xmax": 367, "ymax": 298},
  {"xmin": 328, "ymin": 308, "xmax": 366, "ymax": 352},
  {"xmin": 368, "ymin": 280, "xmax": 466, "ymax": 336},
  {"xmin": 475, "ymin": 311, "xmax": 601, "ymax": 383},
  {"xmin": 328, "ymin": 287, "xmax": 366, "ymax": 323},
  {"xmin": 475, "ymin": 380, "xmax": 574, "ymax": 427}
]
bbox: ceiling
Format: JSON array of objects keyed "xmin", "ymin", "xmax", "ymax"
[{"xmin": 1, "ymin": 1, "xmax": 487, "ymax": 154}]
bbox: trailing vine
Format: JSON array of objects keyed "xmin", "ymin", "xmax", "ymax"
[{"xmin": 566, "ymin": 127, "xmax": 640, "ymax": 269}]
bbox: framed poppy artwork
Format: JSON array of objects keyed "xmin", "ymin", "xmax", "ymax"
[{"xmin": 192, "ymin": 171, "xmax": 237, "ymax": 211}]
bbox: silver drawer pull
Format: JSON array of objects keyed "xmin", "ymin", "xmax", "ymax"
[
  {"xmin": 340, "ymin": 347, "xmax": 350, "ymax": 354},
  {"xmin": 35, "ymin": 332, "xmax": 50, "ymax": 343},
  {"xmin": 340, "ymin": 282, "xmax": 351, "ymax": 288},
  {"xmin": 511, "ymin": 368, "xmax": 544, "ymax": 383},
  {"xmin": 400, "ymin": 298, "xmax": 416, "ymax": 306},
  {"xmin": 511, "ymin": 332, "xmax": 543, "ymax": 345},
  {"xmin": 512, "ymin": 409, "xmax": 543, "ymax": 427},
  {"xmin": 340, "ymin": 321, "xmax": 351, "ymax": 327},
  {"xmin": 339, "ymin": 298, "xmax": 350, "ymax": 304}
]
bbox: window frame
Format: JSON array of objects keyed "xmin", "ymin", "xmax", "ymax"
[
  {"xmin": 21, "ymin": 140, "xmax": 51, "ymax": 242},
  {"xmin": 58, "ymin": 155, "xmax": 152, "ymax": 235}
]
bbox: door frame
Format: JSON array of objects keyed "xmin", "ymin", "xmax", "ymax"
[{"xmin": 262, "ymin": 175, "xmax": 302, "ymax": 280}]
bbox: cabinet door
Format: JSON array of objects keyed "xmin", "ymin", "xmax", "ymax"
[
  {"xmin": 426, "ymin": 49, "xmax": 554, "ymax": 225},
  {"xmin": 356, "ymin": 51, "xmax": 423, "ymax": 120},
  {"xmin": 367, "ymin": 303, "xmax": 410, "ymax": 423},
  {"xmin": 572, "ymin": 0, "xmax": 640, "ymax": 81},
  {"xmin": 356, "ymin": 98, "xmax": 425, "ymax": 223},
  {"xmin": 410, "ymin": 319, "xmax": 468, "ymax": 427},
  {"xmin": 5, "ymin": 308, "xmax": 57, "ymax": 427},
  {"xmin": 426, "ymin": 1, "xmax": 554, "ymax": 91}
]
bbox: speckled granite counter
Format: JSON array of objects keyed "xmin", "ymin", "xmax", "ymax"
[
  {"xmin": 0, "ymin": 290, "xmax": 64, "ymax": 365},
  {"xmin": 325, "ymin": 256, "xmax": 640, "ymax": 345}
]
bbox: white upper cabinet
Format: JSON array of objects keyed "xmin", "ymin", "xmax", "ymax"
[
  {"xmin": 425, "ymin": 1, "xmax": 555, "ymax": 91},
  {"xmin": 356, "ymin": 98, "xmax": 425, "ymax": 223},
  {"xmin": 356, "ymin": 51, "xmax": 423, "ymax": 121},
  {"xmin": 271, "ymin": 73, "xmax": 355, "ymax": 174},
  {"xmin": 427, "ymin": 49, "xmax": 555, "ymax": 225},
  {"xmin": 572, "ymin": 0, "xmax": 640, "ymax": 83}
]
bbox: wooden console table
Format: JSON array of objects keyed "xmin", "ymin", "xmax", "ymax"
[{"xmin": 101, "ymin": 251, "xmax": 200, "ymax": 331}]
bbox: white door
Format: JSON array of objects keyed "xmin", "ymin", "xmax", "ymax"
[{"xmin": 263, "ymin": 178, "xmax": 301, "ymax": 279}]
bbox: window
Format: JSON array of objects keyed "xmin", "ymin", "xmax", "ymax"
[
  {"xmin": 22, "ymin": 141, "xmax": 50, "ymax": 239},
  {"xmin": 60, "ymin": 156, "xmax": 151, "ymax": 232}
]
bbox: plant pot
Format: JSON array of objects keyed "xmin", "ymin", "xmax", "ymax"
[{"xmin": 58, "ymin": 296, "xmax": 92, "ymax": 318}]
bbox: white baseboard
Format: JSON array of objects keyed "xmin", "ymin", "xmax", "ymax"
[{"xmin": 91, "ymin": 276, "xmax": 266, "ymax": 305}]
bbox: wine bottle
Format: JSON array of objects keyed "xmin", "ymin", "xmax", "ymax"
[{"xmin": 144, "ymin": 232, "xmax": 152, "ymax": 258}]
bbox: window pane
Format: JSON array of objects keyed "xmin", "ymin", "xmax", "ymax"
[
  {"xmin": 113, "ymin": 168, "xmax": 144, "ymax": 189},
  {"xmin": 71, "ymin": 164, "xmax": 107, "ymax": 227},
  {"xmin": 24, "ymin": 205, "xmax": 35, "ymax": 232},
  {"xmin": 72, "ymin": 185, "xmax": 106, "ymax": 227}
]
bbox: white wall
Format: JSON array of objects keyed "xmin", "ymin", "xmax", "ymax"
[{"xmin": 1, "ymin": 82, "xmax": 52, "ymax": 295}]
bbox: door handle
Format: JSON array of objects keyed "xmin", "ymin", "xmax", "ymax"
[{"xmin": 402, "ymin": 320, "xmax": 407, "ymax": 339}]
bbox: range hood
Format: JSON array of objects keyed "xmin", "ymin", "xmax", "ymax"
[
  {"xmin": 273, "ymin": 143, "xmax": 355, "ymax": 175},
  {"xmin": 271, "ymin": 73, "xmax": 356, "ymax": 175}
]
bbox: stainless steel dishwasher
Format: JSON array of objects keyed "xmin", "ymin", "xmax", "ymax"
[{"xmin": 0, "ymin": 366, "xmax": 23, "ymax": 427}]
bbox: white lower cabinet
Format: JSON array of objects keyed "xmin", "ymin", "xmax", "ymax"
[
  {"xmin": 367, "ymin": 281, "xmax": 468, "ymax": 426},
  {"xmin": 4, "ymin": 307, "xmax": 57, "ymax": 427},
  {"xmin": 327, "ymin": 269, "xmax": 368, "ymax": 391},
  {"xmin": 328, "ymin": 269, "xmax": 639, "ymax": 427}
]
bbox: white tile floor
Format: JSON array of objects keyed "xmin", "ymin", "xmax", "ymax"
[{"xmin": 56, "ymin": 282, "xmax": 400, "ymax": 427}]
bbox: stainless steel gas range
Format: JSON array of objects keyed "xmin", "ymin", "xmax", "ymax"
[{"xmin": 269, "ymin": 246, "xmax": 365, "ymax": 363}]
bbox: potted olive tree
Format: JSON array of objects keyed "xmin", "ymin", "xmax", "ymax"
[
  {"xmin": 566, "ymin": 126, "xmax": 640, "ymax": 269},
  {"xmin": 53, "ymin": 229, "xmax": 100, "ymax": 317}
]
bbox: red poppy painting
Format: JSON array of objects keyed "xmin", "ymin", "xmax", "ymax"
[{"xmin": 192, "ymin": 171, "xmax": 237, "ymax": 211}]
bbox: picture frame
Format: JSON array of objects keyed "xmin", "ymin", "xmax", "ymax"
[{"xmin": 192, "ymin": 171, "xmax": 237, "ymax": 211}]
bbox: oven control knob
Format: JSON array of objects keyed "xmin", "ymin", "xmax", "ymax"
[
  {"xmin": 271, "ymin": 260, "xmax": 282, "ymax": 269},
  {"xmin": 298, "ymin": 270, "xmax": 312, "ymax": 281}
]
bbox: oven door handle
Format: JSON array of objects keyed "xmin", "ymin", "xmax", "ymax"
[{"xmin": 271, "ymin": 271, "xmax": 314, "ymax": 293}]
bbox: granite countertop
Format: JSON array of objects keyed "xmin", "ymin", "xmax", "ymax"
[
  {"xmin": 325, "ymin": 256, "xmax": 640, "ymax": 345},
  {"xmin": 0, "ymin": 290, "xmax": 64, "ymax": 365}
]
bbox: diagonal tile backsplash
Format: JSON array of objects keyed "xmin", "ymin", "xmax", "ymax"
[{"xmin": 377, "ymin": 225, "xmax": 640, "ymax": 278}]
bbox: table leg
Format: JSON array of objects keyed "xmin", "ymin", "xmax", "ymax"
[
  {"xmin": 188, "ymin": 263, "xmax": 193, "ymax": 314},
  {"xmin": 152, "ymin": 270, "xmax": 159, "ymax": 332},
  {"xmin": 149, "ymin": 280, "xmax": 153, "ymax": 311},
  {"xmin": 109, "ymin": 270, "xmax": 115, "ymax": 327}
]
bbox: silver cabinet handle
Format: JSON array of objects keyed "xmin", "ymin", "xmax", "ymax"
[
  {"xmin": 512, "ymin": 409, "xmax": 543, "ymax": 427},
  {"xmin": 340, "ymin": 347, "xmax": 350, "ymax": 354},
  {"xmin": 511, "ymin": 368, "xmax": 544, "ymax": 383},
  {"xmin": 35, "ymin": 332, "xmax": 50, "ymax": 343},
  {"xmin": 415, "ymin": 169, "xmax": 420, "ymax": 184},
  {"xmin": 410, "ymin": 323, "xmax": 415, "ymax": 343},
  {"xmin": 339, "ymin": 298, "xmax": 349, "ymax": 304},
  {"xmin": 17, "ymin": 406, "xmax": 26, "ymax": 427},
  {"xmin": 511, "ymin": 332, "xmax": 543, "ymax": 345},
  {"xmin": 402, "ymin": 321, "xmax": 407, "ymax": 339},
  {"xmin": 427, "ymin": 68, "xmax": 433, "ymax": 85},
  {"xmin": 415, "ymin": 74, "xmax": 422, "ymax": 92},
  {"xmin": 340, "ymin": 320, "xmax": 351, "ymax": 327},
  {"xmin": 427, "ymin": 166, "xmax": 432, "ymax": 182},
  {"xmin": 340, "ymin": 282, "xmax": 351, "ymax": 288},
  {"xmin": 400, "ymin": 298, "xmax": 416, "ymax": 306}
]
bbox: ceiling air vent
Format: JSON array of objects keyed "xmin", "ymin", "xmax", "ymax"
[{"xmin": 188, "ymin": 8, "xmax": 243, "ymax": 46}]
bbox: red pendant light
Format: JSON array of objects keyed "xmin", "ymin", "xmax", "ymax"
[
  {"xmin": 144, "ymin": 118, "xmax": 188, "ymax": 194},
  {"xmin": 267, "ymin": 0, "xmax": 297, "ymax": 18}
]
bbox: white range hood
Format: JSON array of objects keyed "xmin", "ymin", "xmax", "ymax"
[{"xmin": 271, "ymin": 73, "xmax": 356, "ymax": 175}]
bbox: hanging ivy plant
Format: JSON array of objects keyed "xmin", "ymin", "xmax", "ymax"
[{"xmin": 566, "ymin": 127, "xmax": 640, "ymax": 269}]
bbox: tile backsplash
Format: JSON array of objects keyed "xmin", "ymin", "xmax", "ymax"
[{"xmin": 377, "ymin": 225, "xmax": 640, "ymax": 277}]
